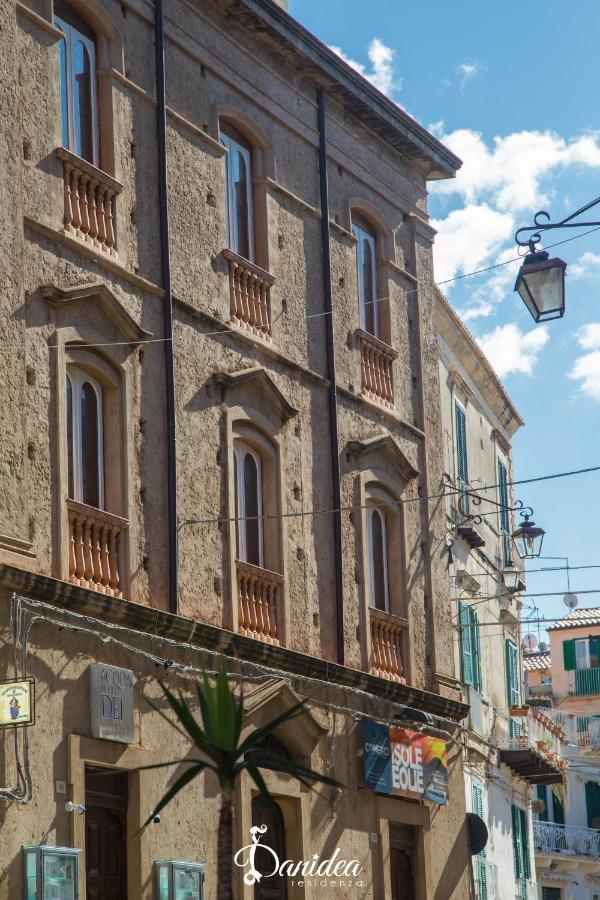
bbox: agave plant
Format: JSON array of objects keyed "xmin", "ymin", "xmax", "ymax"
[{"xmin": 142, "ymin": 666, "xmax": 341, "ymax": 900}]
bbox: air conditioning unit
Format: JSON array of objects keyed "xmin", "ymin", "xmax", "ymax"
[{"xmin": 467, "ymin": 685, "xmax": 484, "ymax": 736}]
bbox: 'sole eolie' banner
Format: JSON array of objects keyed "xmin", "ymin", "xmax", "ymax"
[{"xmin": 362, "ymin": 720, "xmax": 448, "ymax": 805}]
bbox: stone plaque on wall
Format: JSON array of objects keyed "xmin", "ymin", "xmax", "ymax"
[{"xmin": 90, "ymin": 664, "xmax": 134, "ymax": 744}]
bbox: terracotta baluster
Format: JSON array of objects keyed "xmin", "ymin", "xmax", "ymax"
[
  {"xmin": 70, "ymin": 168, "xmax": 82, "ymax": 234},
  {"xmin": 108, "ymin": 526, "xmax": 120, "ymax": 596},
  {"xmin": 63, "ymin": 162, "xmax": 74, "ymax": 230},
  {"xmin": 103, "ymin": 189, "xmax": 116, "ymax": 253},
  {"xmin": 82, "ymin": 517, "xmax": 94, "ymax": 588},
  {"xmin": 91, "ymin": 521, "xmax": 103, "ymax": 590},
  {"xmin": 267, "ymin": 582, "xmax": 278, "ymax": 644},
  {"xmin": 96, "ymin": 184, "xmax": 107, "ymax": 249},
  {"xmin": 88, "ymin": 178, "xmax": 99, "ymax": 244},
  {"xmin": 99, "ymin": 523, "xmax": 110, "ymax": 590},
  {"xmin": 79, "ymin": 173, "xmax": 90, "ymax": 239}
]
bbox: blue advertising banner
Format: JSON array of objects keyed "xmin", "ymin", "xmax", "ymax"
[{"xmin": 361, "ymin": 720, "xmax": 448, "ymax": 805}]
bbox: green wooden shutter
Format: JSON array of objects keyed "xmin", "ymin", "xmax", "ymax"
[
  {"xmin": 552, "ymin": 789, "xmax": 565, "ymax": 825},
  {"xmin": 505, "ymin": 640, "xmax": 520, "ymax": 705},
  {"xmin": 472, "ymin": 783, "xmax": 487, "ymax": 900},
  {"xmin": 519, "ymin": 806, "xmax": 531, "ymax": 879},
  {"xmin": 511, "ymin": 804, "xmax": 522, "ymax": 878},
  {"xmin": 473, "ymin": 609, "xmax": 482, "ymax": 693},
  {"xmin": 472, "ymin": 781, "xmax": 484, "ymax": 817},
  {"xmin": 459, "ymin": 602, "xmax": 474, "ymax": 687},
  {"xmin": 455, "ymin": 403, "xmax": 469, "ymax": 516},
  {"xmin": 586, "ymin": 782, "xmax": 600, "ymax": 828},
  {"xmin": 563, "ymin": 639, "xmax": 576, "ymax": 671},
  {"xmin": 498, "ymin": 459, "xmax": 511, "ymax": 563}
]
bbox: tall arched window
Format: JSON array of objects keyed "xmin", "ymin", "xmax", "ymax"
[
  {"xmin": 55, "ymin": 2, "xmax": 99, "ymax": 165},
  {"xmin": 220, "ymin": 123, "xmax": 254, "ymax": 262},
  {"xmin": 367, "ymin": 506, "xmax": 389, "ymax": 612},
  {"xmin": 352, "ymin": 217, "xmax": 379, "ymax": 337},
  {"xmin": 66, "ymin": 366, "xmax": 104, "ymax": 509},
  {"xmin": 234, "ymin": 440, "xmax": 263, "ymax": 567}
]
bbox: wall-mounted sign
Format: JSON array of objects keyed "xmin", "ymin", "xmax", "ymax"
[
  {"xmin": 90, "ymin": 664, "xmax": 134, "ymax": 744},
  {"xmin": 0, "ymin": 677, "xmax": 35, "ymax": 727},
  {"xmin": 362, "ymin": 720, "xmax": 448, "ymax": 805}
]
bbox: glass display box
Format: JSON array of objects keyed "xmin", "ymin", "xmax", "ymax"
[
  {"xmin": 22, "ymin": 846, "xmax": 80, "ymax": 900},
  {"xmin": 154, "ymin": 860, "xmax": 205, "ymax": 900}
]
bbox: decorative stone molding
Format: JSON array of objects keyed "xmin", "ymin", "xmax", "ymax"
[
  {"xmin": 357, "ymin": 328, "xmax": 398, "ymax": 407},
  {"xmin": 41, "ymin": 282, "xmax": 152, "ymax": 345},
  {"xmin": 448, "ymin": 367, "xmax": 475, "ymax": 403},
  {"xmin": 56, "ymin": 148, "xmax": 123, "ymax": 256},
  {"xmin": 213, "ymin": 368, "xmax": 298, "ymax": 421},
  {"xmin": 347, "ymin": 434, "xmax": 419, "ymax": 483}
]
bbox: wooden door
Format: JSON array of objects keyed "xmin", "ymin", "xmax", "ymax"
[
  {"xmin": 390, "ymin": 847, "xmax": 415, "ymax": 900},
  {"xmin": 85, "ymin": 767, "xmax": 128, "ymax": 900},
  {"xmin": 252, "ymin": 796, "xmax": 288, "ymax": 900}
]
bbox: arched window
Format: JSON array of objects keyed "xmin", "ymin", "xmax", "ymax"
[
  {"xmin": 220, "ymin": 122, "xmax": 254, "ymax": 262},
  {"xmin": 367, "ymin": 506, "xmax": 389, "ymax": 612},
  {"xmin": 234, "ymin": 440, "xmax": 263, "ymax": 567},
  {"xmin": 66, "ymin": 366, "xmax": 104, "ymax": 509},
  {"xmin": 352, "ymin": 217, "xmax": 379, "ymax": 337},
  {"xmin": 55, "ymin": 2, "xmax": 99, "ymax": 165}
]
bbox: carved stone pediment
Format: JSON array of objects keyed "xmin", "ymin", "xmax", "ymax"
[
  {"xmin": 41, "ymin": 282, "xmax": 152, "ymax": 343},
  {"xmin": 243, "ymin": 679, "xmax": 328, "ymax": 755},
  {"xmin": 213, "ymin": 367, "xmax": 298, "ymax": 421},
  {"xmin": 347, "ymin": 434, "xmax": 419, "ymax": 482}
]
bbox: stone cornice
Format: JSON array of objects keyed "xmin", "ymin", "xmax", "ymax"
[{"xmin": 0, "ymin": 564, "xmax": 468, "ymax": 722}]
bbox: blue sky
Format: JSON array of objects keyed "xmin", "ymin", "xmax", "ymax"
[{"xmin": 291, "ymin": 0, "xmax": 600, "ymax": 640}]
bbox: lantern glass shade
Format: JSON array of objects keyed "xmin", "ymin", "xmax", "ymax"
[
  {"xmin": 514, "ymin": 250, "xmax": 566, "ymax": 323},
  {"xmin": 502, "ymin": 563, "xmax": 520, "ymax": 593},
  {"xmin": 512, "ymin": 518, "xmax": 545, "ymax": 559}
]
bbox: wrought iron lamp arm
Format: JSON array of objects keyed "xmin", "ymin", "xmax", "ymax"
[{"xmin": 515, "ymin": 195, "xmax": 600, "ymax": 248}]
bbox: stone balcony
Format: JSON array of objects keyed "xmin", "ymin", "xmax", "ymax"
[
  {"xmin": 534, "ymin": 820, "xmax": 600, "ymax": 859},
  {"xmin": 357, "ymin": 329, "xmax": 397, "ymax": 408},
  {"xmin": 223, "ymin": 249, "xmax": 275, "ymax": 341},
  {"xmin": 369, "ymin": 608, "xmax": 407, "ymax": 683},
  {"xmin": 496, "ymin": 707, "xmax": 566, "ymax": 784},
  {"xmin": 67, "ymin": 500, "xmax": 128, "ymax": 598},
  {"xmin": 236, "ymin": 560, "xmax": 283, "ymax": 645},
  {"xmin": 57, "ymin": 148, "xmax": 122, "ymax": 256}
]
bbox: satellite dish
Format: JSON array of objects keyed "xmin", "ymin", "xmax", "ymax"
[
  {"xmin": 523, "ymin": 634, "xmax": 538, "ymax": 651},
  {"xmin": 564, "ymin": 593, "xmax": 579, "ymax": 609},
  {"xmin": 467, "ymin": 813, "xmax": 488, "ymax": 855},
  {"xmin": 539, "ymin": 641, "xmax": 549, "ymax": 652}
]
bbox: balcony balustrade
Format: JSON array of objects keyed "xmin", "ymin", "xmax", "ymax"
[
  {"xmin": 57, "ymin": 148, "xmax": 122, "ymax": 256},
  {"xmin": 369, "ymin": 608, "xmax": 407, "ymax": 683},
  {"xmin": 67, "ymin": 500, "xmax": 128, "ymax": 598},
  {"xmin": 358, "ymin": 329, "xmax": 398, "ymax": 407},
  {"xmin": 534, "ymin": 820, "xmax": 600, "ymax": 858},
  {"xmin": 574, "ymin": 667, "xmax": 600, "ymax": 696},
  {"xmin": 576, "ymin": 716, "xmax": 600, "ymax": 749},
  {"xmin": 496, "ymin": 708, "xmax": 566, "ymax": 784},
  {"xmin": 236, "ymin": 560, "xmax": 283, "ymax": 645},
  {"xmin": 224, "ymin": 249, "xmax": 275, "ymax": 341}
]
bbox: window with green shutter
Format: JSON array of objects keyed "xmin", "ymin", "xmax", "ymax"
[
  {"xmin": 505, "ymin": 639, "xmax": 521, "ymax": 737},
  {"xmin": 472, "ymin": 783, "xmax": 487, "ymax": 900},
  {"xmin": 586, "ymin": 782, "xmax": 600, "ymax": 828},
  {"xmin": 459, "ymin": 602, "xmax": 482, "ymax": 692},
  {"xmin": 563, "ymin": 639, "xmax": 576, "ymax": 671},
  {"xmin": 536, "ymin": 785, "xmax": 548, "ymax": 822},
  {"xmin": 511, "ymin": 804, "xmax": 530, "ymax": 897},
  {"xmin": 498, "ymin": 459, "xmax": 512, "ymax": 565},
  {"xmin": 455, "ymin": 402, "xmax": 469, "ymax": 516}
]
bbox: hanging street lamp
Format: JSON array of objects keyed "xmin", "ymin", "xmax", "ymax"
[
  {"xmin": 512, "ymin": 510, "xmax": 545, "ymax": 560},
  {"xmin": 514, "ymin": 197, "xmax": 600, "ymax": 321},
  {"xmin": 502, "ymin": 562, "xmax": 521, "ymax": 594},
  {"xmin": 514, "ymin": 245, "xmax": 566, "ymax": 323}
]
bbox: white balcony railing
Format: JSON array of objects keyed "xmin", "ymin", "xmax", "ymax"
[
  {"xmin": 534, "ymin": 820, "xmax": 600, "ymax": 858},
  {"xmin": 496, "ymin": 708, "xmax": 563, "ymax": 760}
]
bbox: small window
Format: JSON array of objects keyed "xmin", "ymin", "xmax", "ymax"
[
  {"xmin": 234, "ymin": 441, "xmax": 263, "ymax": 567},
  {"xmin": 576, "ymin": 638, "xmax": 599, "ymax": 670},
  {"xmin": 367, "ymin": 506, "xmax": 389, "ymax": 612},
  {"xmin": 455, "ymin": 402, "xmax": 469, "ymax": 516},
  {"xmin": 55, "ymin": 4, "xmax": 99, "ymax": 165},
  {"xmin": 220, "ymin": 123, "xmax": 254, "ymax": 262},
  {"xmin": 352, "ymin": 219, "xmax": 378, "ymax": 336},
  {"xmin": 67, "ymin": 366, "xmax": 104, "ymax": 508},
  {"xmin": 497, "ymin": 458, "xmax": 511, "ymax": 565}
]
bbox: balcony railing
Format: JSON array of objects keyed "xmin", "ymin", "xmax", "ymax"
[
  {"xmin": 534, "ymin": 820, "xmax": 600, "ymax": 858},
  {"xmin": 576, "ymin": 716, "xmax": 600, "ymax": 748},
  {"xmin": 496, "ymin": 708, "xmax": 566, "ymax": 783},
  {"xmin": 57, "ymin": 148, "xmax": 122, "ymax": 256},
  {"xmin": 369, "ymin": 608, "xmax": 407, "ymax": 683},
  {"xmin": 67, "ymin": 500, "xmax": 128, "ymax": 598},
  {"xmin": 224, "ymin": 249, "xmax": 275, "ymax": 341},
  {"xmin": 358, "ymin": 329, "xmax": 398, "ymax": 407},
  {"xmin": 574, "ymin": 667, "xmax": 600, "ymax": 696},
  {"xmin": 236, "ymin": 560, "xmax": 283, "ymax": 645}
]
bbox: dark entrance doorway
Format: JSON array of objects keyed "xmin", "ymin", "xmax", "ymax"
[
  {"xmin": 85, "ymin": 766, "xmax": 128, "ymax": 900},
  {"xmin": 390, "ymin": 824, "xmax": 416, "ymax": 900},
  {"xmin": 251, "ymin": 795, "xmax": 288, "ymax": 900}
]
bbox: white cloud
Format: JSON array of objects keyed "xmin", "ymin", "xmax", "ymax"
[
  {"xmin": 569, "ymin": 251, "xmax": 600, "ymax": 280},
  {"xmin": 329, "ymin": 38, "xmax": 400, "ymax": 97},
  {"xmin": 456, "ymin": 62, "xmax": 482, "ymax": 92},
  {"xmin": 569, "ymin": 324, "xmax": 600, "ymax": 401},
  {"xmin": 477, "ymin": 324, "xmax": 549, "ymax": 377},
  {"xmin": 431, "ymin": 203, "xmax": 514, "ymax": 284}
]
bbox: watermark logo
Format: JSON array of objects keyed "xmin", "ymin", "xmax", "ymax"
[{"xmin": 234, "ymin": 824, "xmax": 365, "ymax": 889}]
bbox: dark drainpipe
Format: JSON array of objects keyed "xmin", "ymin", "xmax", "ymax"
[
  {"xmin": 154, "ymin": 0, "xmax": 178, "ymax": 615},
  {"xmin": 317, "ymin": 87, "xmax": 345, "ymax": 666}
]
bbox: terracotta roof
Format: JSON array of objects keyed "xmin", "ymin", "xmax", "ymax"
[
  {"xmin": 523, "ymin": 651, "xmax": 551, "ymax": 671},
  {"xmin": 547, "ymin": 607, "xmax": 600, "ymax": 631}
]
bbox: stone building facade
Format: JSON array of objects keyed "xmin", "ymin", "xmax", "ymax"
[{"xmin": 0, "ymin": 0, "xmax": 470, "ymax": 896}]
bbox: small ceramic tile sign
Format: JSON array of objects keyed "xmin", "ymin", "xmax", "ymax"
[
  {"xmin": 90, "ymin": 663, "xmax": 134, "ymax": 743},
  {"xmin": 0, "ymin": 677, "xmax": 35, "ymax": 727}
]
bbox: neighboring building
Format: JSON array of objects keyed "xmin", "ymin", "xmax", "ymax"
[
  {"xmin": 529, "ymin": 611, "xmax": 600, "ymax": 900},
  {"xmin": 437, "ymin": 289, "xmax": 567, "ymax": 900},
  {"xmin": 0, "ymin": 0, "xmax": 472, "ymax": 897}
]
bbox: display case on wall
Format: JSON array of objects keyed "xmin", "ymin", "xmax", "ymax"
[
  {"xmin": 154, "ymin": 860, "xmax": 205, "ymax": 900},
  {"xmin": 22, "ymin": 846, "xmax": 80, "ymax": 900}
]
